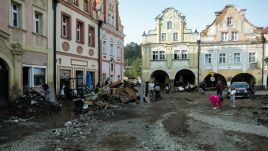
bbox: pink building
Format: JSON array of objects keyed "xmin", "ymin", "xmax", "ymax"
[{"xmin": 96, "ymin": 0, "xmax": 125, "ymax": 83}]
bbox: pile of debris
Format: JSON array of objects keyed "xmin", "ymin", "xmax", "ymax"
[
  {"xmin": 8, "ymin": 88, "xmax": 61, "ymax": 117},
  {"xmin": 74, "ymin": 80, "xmax": 145, "ymax": 112}
]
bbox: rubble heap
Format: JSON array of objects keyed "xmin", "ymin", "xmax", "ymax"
[
  {"xmin": 75, "ymin": 80, "xmax": 143, "ymax": 112},
  {"xmin": 8, "ymin": 90, "xmax": 61, "ymax": 117}
]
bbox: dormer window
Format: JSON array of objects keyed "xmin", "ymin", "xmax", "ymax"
[
  {"xmin": 167, "ymin": 21, "xmax": 172, "ymax": 29},
  {"xmin": 227, "ymin": 17, "xmax": 232, "ymax": 26}
]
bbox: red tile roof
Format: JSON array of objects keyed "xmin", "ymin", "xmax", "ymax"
[{"xmin": 262, "ymin": 26, "xmax": 268, "ymax": 34}]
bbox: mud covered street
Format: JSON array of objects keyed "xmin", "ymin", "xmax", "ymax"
[{"xmin": 1, "ymin": 92, "xmax": 268, "ymax": 151}]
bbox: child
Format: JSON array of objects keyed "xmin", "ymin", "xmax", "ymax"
[
  {"xmin": 228, "ymin": 87, "xmax": 236, "ymax": 108},
  {"xmin": 209, "ymin": 95, "xmax": 222, "ymax": 110}
]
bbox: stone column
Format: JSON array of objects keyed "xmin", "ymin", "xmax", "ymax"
[{"xmin": 11, "ymin": 43, "xmax": 24, "ymax": 97}]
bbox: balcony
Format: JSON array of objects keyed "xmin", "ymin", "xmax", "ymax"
[
  {"xmin": 9, "ymin": 26, "xmax": 26, "ymax": 44},
  {"xmin": 33, "ymin": 33, "xmax": 47, "ymax": 49}
]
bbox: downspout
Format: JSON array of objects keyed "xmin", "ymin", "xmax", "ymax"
[
  {"xmin": 53, "ymin": 0, "xmax": 58, "ymax": 92},
  {"xmin": 98, "ymin": 21, "xmax": 103, "ymax": 81}
]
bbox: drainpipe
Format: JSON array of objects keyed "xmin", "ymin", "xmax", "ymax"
[
  {"xmin": 98, "ymin": 21, "xmax": 103, "ymax": 81},
  {"xmin": 53, "ymin": 0, "xmax": 58, "ymax": 92},
  {"xmin": 197, "ymin": 40, "xmax": 201, "ymax": 86},
  {"xmin": 261, "ymin": 33, "xmax": 266, "ymax": 90}
]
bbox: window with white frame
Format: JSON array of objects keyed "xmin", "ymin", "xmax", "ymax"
[
  {"xmin": 23, "ymin": 66, "xmax": 46, "ymax": 87},
  {"xmin": 88, "ymin": 26, "xmax": 95, "ymax": 47},
  {"xmin": 232, "ymin": 32, "xmax": 238, "ymax": 41},
  {"xmin": 152, "ymin": 51, "xmax": 159, "ymax": 60},
  {"xmin": 110, "ymin": 43, "xmax": 114, "ymax": 56},
  {"xmin": 11, "ymin": 2, "xmax": 20, "ymax": 27},
  {"xmin": 76, "ymin": 22, "xmax": 81, "ymax": 42},
  {"xmin": 102, "ymin": 40, "xmax": 107, "ymax": 54},
  {"xmin": 174, "ymin": 50, "xmax": 180, "ymax": 60},
  {"xmin": 221, "ymin": 32, "xmax": 228, "ymax": 41},
  {"xmin": 167, "ymin": 21, "xmax": 172, "ymax": 29},
  {"xmin": 34, "ymin": 12, "xmax": 42, "ymax": 34},
  {"xmin": 219, "ymin": 53, "xmax": 226, "ymax": 64},
  {"xmin": 33, "ymin": 68, "xmax": 46, "ymax": 86},
  {"xmin": 159, "ymin": 51, "xmax": 165, "ymax": 60},
  {"xmin": 234, "ymin": 53, "xmax": 241, "ymax": 64},
  {"xmin": 161, "ymin": 33, "xmax": 166, "ymax": 41},
  {"xmin": 181, "ymin": 50, "xmax": 188, "ymax": 59},
  {"xmin": 117, "ymin": 46, "xmax": 120, "ymax": 58},
  {"xmin": 249, "ymin": 52, "xmax": 256, "ymax": 63},
  {"xmin": 173, "ymin": 32, "xmax": 178, "ymax": 41},
  {"xmin": 227, "ymin": 17, "xmax": 232, "ymax": 25},
  {"xmin": 205, "ymin": 54, "xmax": 212, "ymax": 64},
  {"xmin": 62, "ymin": 16, "xmax": 67, "ymax": 37},
  {"xmin": 61, "ymin": 14, "xmax": 71, "ymax": 39}
]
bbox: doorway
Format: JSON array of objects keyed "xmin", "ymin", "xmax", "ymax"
[{"xmin": 0, "ymin": 59, "xmax": 9, "ymax": 105}]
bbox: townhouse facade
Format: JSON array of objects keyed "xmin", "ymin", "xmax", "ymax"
[
  {"xmin": 0, "ymin": 0, "xmax": 53, "ymax": 105},
  {"xmin": 142, "ymin": 5, "xmax": 267, "ymax": 89},
  {"xmin": 263, "ymin": 26, "xmax": 268, "ymax": 87},
  {"xmin": 55, "ymin": 0, "xmax": 99, "ymax": 94},
  {"xmin": 200, "ymin": 5, "xmax": 266, "ymax": 88},
  {"xmin": 141, "ymin": 7, "xmax": 198, "ymax": 88},
  {"xmin": 96, "ymin": 0, "xmax": 125, "ymax": 83}
]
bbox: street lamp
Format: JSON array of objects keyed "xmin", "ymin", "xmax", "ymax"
[
  {"xmin": 197, "ymin": 39, "xmax": 201, "ymax": 86},
  {"xmin": 261, "ymin": 33, "xmax": 266, "ymax": 90}
]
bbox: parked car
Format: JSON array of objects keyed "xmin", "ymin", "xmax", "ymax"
[{"xmin": 231, "ymin": 82, "xmax": 250, "ymax": 98}]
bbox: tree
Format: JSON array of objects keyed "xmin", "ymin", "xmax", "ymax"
[
  {"xmin": 129, "ymin": 58, "xmax": 142, "ymax": 78},
  {"xmin": 124, "ymin": 42, "xmax": 141, "ymax": 66}
]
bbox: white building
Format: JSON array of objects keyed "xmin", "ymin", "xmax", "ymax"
[{"xmin": 200, "ymin": 4, "xmax": 265, "ymax": 88}]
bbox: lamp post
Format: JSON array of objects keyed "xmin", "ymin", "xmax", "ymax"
[
  {"xmin": 261, "ymin": 33, "xmax": 266, "ymax": 90},
  {"xmin": 197, "ymin": 39, "xmax": 201, "ymax": 86}
]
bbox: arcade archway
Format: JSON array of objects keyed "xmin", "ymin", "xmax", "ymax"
[
  {"xmin": 0, "ymin": 58, "xmax": 9, "ymax": 105},
  {"xmin": 231, "ymin": 73, "xmax": 256, "ymax": 85},
  {"xmin": 174, "ymin": 69, "xmax": 195, "ymax": 87},
  {"xmin": 151, "ymin": 70, "xmax": 170, "ymax": 88},
  {"xmin": 204, "ymin": 73, "xmax": 227, "ymax": 88}
]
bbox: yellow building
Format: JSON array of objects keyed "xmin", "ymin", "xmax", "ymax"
[
  {"xmin": 200, "ymin": 5, "xmax": 266, "ymax": 88},
  {"xmin": 142, "ymin": 8, "xmax": 198, "ymax": 88}
]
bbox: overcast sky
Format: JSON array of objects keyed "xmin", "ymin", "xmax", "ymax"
[{"xmin": 118, "ymin": 0, "xmax": 268, "ymax": 45}]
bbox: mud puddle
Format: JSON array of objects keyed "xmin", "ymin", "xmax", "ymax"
[{"xmin": 0, "ymin": 100, "xmax": 77, "ymax": 144}]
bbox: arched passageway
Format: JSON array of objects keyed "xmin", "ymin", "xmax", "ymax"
[
  {"xmin": 231, "ymin": 73, "xmax": 256, "ymax": 85},
  {"xmin": 204, "ymin": 73, "xmax": 227, "ymax": 88},
  {"xmin": 174, "ymin": 69, "xmax": 195, "ymax": 87},
  {"xmin": 151, "ymin": 70, "xmax": 170, "ymax": 89},
  {"xmin": 0, "ymin": 58, "xmax": 9, "ymax": 105}
]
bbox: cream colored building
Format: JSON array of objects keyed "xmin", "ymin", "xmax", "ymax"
[
  {"xmin": 56, "ymin": 0, "xmax": 99, "ymax": 94},
  {"xmin": 142, "ymin": 7, "xmax": 198, "ymax": 88},
  {"xmin": 263, "ymin": 26, "xmax": 268, "ymax": 87},
  {"xmin": 0, "ymin": 0, "xmax": 53, "ymax": 105},
  {"xmin": 200, "ymin": 5, "xmax": 266, "ymax": 88}
]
